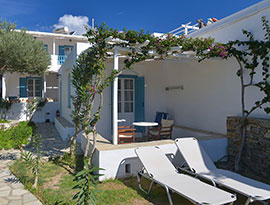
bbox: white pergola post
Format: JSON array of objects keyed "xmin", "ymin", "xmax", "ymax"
[
  {"xmin": 112, "ymin": 48, "xmax": 119, "ymax": 145},
  {"xmin": 2, "ymin": 74, "xmax": 7, "ymax": 99},
  {"xmin": 52, "ymin": 38, "xmax": 56, "ymax": 55},
  {"xmin": 43, "ymin": 74, "xmax": 47, "ymax": 98}
]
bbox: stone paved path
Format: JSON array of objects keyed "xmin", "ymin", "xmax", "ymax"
[
  {"xmin": 0, "ymin": 123, "xmax": 71, "ymax": 205},
  {"xmin": 26, "ymin": 122, "xmax": 70, "ymax": 158},
  {"xmin": 0, "ymin": 150, "xmax": 42, "ymax": 205}
]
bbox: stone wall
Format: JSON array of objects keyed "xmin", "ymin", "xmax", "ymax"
[{"xmin": 227, "ymin": 116, "xmax": 270, "ymax": 178}]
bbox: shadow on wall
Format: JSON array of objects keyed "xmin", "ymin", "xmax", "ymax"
[
  {"xmin": 6, "ymin": 102, "xmax": 59, "ymax": 122},
  {"xmin": 6, "ymin": 103, "xmax": 27, "ymax": 121},
  {"xmin": 115, "ymin": 150, "xmax": 185, "ymax": 179}
]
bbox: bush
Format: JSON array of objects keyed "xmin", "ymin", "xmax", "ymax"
[{"xmin": 0, "ymin": 121, "xmax": 33, "ymax": 150}]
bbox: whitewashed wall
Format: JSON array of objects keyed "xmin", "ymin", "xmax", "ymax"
[
  {"xmin": 189, "ymin": 6, "xmax": 270, "ymax": 43},
  {"xmin": 60, "ymin": 9, "xmax": 270, "ymax": 141},
  {"xmin": 59, "ymin": 42, "xmax": 91, "ymax": 124},
  {"xmin": 6, "ymin": 102, "xmax": 59, "ymax": 122}
]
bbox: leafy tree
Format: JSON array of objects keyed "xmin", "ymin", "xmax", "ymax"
[
  {"xmin": 9, "ymin": 121, "xmax": 33, "ymax": 153},
  {"xmin": 0, "ymin": 19, "xmax": 50, "ymax": 75}
]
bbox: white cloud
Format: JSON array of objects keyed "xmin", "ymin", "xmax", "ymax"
[{"xmin": 53, "ymin": 15, "xmax": 89, "ymax": 35}]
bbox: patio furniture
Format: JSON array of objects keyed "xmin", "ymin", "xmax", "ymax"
[
  {"xmin": 118, "ymin": 126, "xmax": 136, "ymax": 144},
  {"xmin": 132, "ymin": 122, "xmax": 158, "ymax": 137},
  {"xmin": 134, "ymin": 146, "xmax": 236, "ymax": 205},
  {"xmin": 175, "ymin": 137, "xmax": 270, "ymax": 205},
  {"xmin": 148, "ymin": 119, "xmax": 174, "ymax": 140},
  {"xmin": 154, "ymin": 112, "xmax": 168, "ymax": 125}
]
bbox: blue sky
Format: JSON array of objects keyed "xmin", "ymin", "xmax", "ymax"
[{"xmin": 0, "ymin": 0, "xmax": 262, "ymax": 35}]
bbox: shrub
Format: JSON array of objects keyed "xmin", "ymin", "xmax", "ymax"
[{"xmin": 0, "ymin": 121, "xmax": 33, "ymax": 150}]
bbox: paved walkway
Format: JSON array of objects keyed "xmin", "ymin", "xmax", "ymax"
[
  {"xmin": 0, "ymin": 150, "xmax": 42, "ymax": 205},
  {"xmin": 0, "ymin": 122, "xmax": 71, "ymax": 205},
  {"xmin": 26, "ymin": 122, "xmax": 70, "ymax": 158}
]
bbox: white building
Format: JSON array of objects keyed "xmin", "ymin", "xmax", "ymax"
[
  {"xmin": 2, "ymin": 29, "xmax": 89, "ymax": 122},
  {"xmin": 56, "ymin": 0, "xmax": 270, "ymax": 180}
]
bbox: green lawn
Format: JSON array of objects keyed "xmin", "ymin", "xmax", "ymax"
[{"xmin": 10, "ymin": 156, "xmax": 264, "ymax": 205}]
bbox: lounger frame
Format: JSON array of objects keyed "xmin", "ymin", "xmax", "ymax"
[
  {"xmin": 135, "ymin": 147, "xmax": 236, "ymax": 205},
  {"xmin": 175, "ymin": 138, "xmax": 270, "ymax": 205}
]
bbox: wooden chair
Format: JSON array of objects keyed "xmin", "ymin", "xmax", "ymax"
[
  {"xmin": 148, "ymin": 119, "xmax": 174, "ymax": 141},
  {"xmin": 118, "ymin": 126, "xmax": 136, "ymax": 144}
]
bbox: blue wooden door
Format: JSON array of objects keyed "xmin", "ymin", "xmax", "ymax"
[{"xmin": 135, "ymin": 77, "xmax": 145, "ymax": 124}]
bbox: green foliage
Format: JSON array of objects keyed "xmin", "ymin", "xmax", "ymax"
[
  {"xmin": 21, "ymin": 134, "xmax": 42, "ymax": 188},
  {"xmin": 0, "ymin": 19, "xmax": 50, "ymax": 75},
  {"xmin": 71, "ymin": 23, "xmax": 217, "ymax": 159},
  {"xmin": 0, "ymin": 98, "xmax": 11, "ymax": 110},
  {"xmin": 0, "ymin": 121, "xmax": 33, "ymax": 150},
  {"xmin": 0, "ymin": 98, "xmax": 12, "ymax": 119},
  {"xmin": 73, "ymin": 159, "xmax": 103, "ymax": 205},
  {"xmin": 9, "ymin": 121, "xmax": 33, "ymax": 151},
  {"xmin": 0, "ymin": 119, "xmax": 10, "ymax": 123}
]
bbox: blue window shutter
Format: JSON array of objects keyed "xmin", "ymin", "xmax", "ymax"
[
  {"xmin": 135, "ymin": 77, "xmax": 145, "ymax": 131},
  {"xmin": 59, "ymin": 46, "xmax": 65, "ymax": 55},
  {"xmin": 19, "ymin": 78, "xmax": 27, "ymax": 97}
]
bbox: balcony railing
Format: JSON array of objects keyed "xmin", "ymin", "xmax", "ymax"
[{"xmin": 58, "ymin": 55, "xmax": 67, "ymax": 65}]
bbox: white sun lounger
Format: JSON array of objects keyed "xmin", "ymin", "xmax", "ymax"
[
  {"xmin": 134, "ymin": 146, "xmax": 236, "ymax": 205},
  {"xmin": 175, "ymin": 137, "xmax": 270, "ymax": 205}
]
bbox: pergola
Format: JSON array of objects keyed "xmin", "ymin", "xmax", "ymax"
[{"xmin": 105, "ymin": 37, "xmax": 197, "ymax": 145}]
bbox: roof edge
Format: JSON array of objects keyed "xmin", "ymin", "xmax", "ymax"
[{"xmin": 188, "ymin": 0, "xmax": 270, "ymax": 38}]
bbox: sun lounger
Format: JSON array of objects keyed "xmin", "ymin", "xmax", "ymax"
[
  {"xmin": 175, "ymin": 137, "xmax": 270, "ymax": 205},
  {"xmin": 134, "ymin": 146, "xmax": 236, "ymax": 205}
]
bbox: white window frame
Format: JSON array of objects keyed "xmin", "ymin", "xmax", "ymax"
[{"xmin": 27, "ymin": 78, "xmax": 41, "ymax": 98}]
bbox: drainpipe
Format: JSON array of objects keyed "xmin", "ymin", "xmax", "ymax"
[{"xmin": 112, "ymin": 48, "xmax": 119, "ymax": 145}]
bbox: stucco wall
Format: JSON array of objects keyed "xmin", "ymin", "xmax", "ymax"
[
  {"xmin": 59, "ymin": 10, "xmax": 270, "ymax": 141},
  {"xmin": 190, "ymin": 7, "xmax": 270, "ymax": 43}
]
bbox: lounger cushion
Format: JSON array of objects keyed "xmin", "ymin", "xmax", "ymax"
[
  {"xmin": 135, "ymin": 146, "xmax": 236, "ymax": 205},
  {"xmin": 155, "ymin": 174, "xmax": 236, "ymax": 205},
  {"xmin": 175, "ymin": 137, "xmax": 270, "ymax": 201}
]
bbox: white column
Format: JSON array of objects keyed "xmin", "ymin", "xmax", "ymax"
[
  {"xmin": 43, "ymin": 75, "xmax": 47, "ymax": 98},
  {"xmin": 2, "ymin": 74, "xmax": 7, "ymax": 99},
  {"xmin": 112, "ymin": 48, "xmax": 119, "ymax": 145},
  {"xmin": 52, "ymin": 38, "xmax": 56, "ymax": 55}
]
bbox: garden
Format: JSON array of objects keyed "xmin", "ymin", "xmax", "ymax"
[{"xmin": 1, "ymin": 15, "xmax": 270, "ymax": 204}]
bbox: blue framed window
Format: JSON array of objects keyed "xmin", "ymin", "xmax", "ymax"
[
  {"xmin": 19, "ymin": 77, "xmax": 42, "ymax": 98},
  {"xmin": 58, "ymin": 45, "xmax": 73, "ymax": 65}
]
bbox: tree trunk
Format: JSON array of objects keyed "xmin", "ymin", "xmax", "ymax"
[
  {"xmin": 234, "ymin": 57, "xmax": 246, "ymax": 171},
  {"xmin": 88, "ymin": 128, "xmax": 97, "ymax": 164},
  {"xmin": 84, "ymin": 132, "xmax": 91, "ymax": 157},
  {"xmin": 33, "ymin": 167, "xmax": 38, "ymax": 188}
]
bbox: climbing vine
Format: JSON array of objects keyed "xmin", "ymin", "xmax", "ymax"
[
  {"xmin": 70, "ymin": 23, "xmax": 223, "ymax": 162},
  {"xmin": 200, "ymin": 16, "xmax": 270, "ymax": 171}
]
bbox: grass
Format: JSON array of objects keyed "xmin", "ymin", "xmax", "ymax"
[
  {"xmin": 0, "ymin": 119, "xmax": 10, "ymax": 123},
  {"xmin": 10, "ymin": 155, "xmax": 191, "ymax": 205},
  {"xmin": 10, "ymin": 155, "xmax": 266, "ymax": 205}
]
